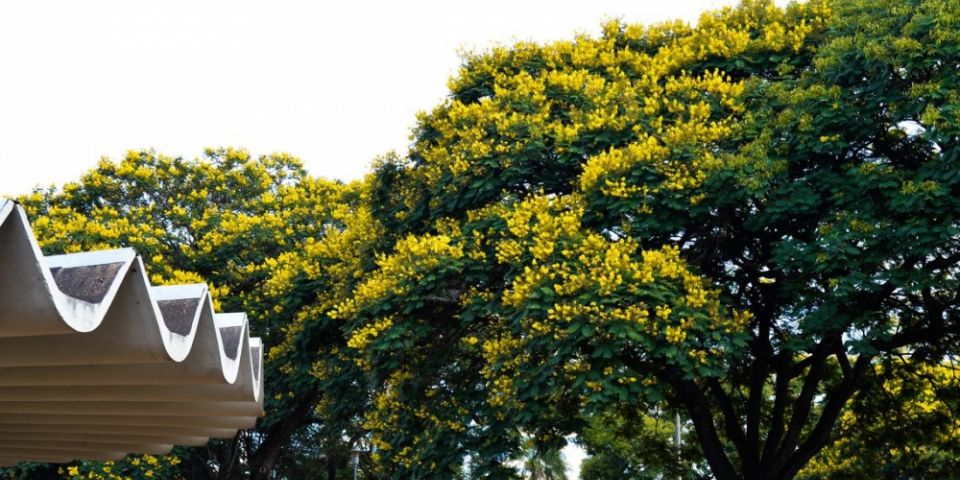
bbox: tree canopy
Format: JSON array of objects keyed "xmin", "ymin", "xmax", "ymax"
[
  {"xmin": 3, "ymin": 0, "xmax": 960, "ymax": 479},
  {"xmin": 344, "ymin": 0, "xmax": 960, "ymax": 478}
]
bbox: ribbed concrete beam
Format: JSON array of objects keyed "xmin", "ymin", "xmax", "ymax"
[
  {"xmin": 0, "ymin": 200, "xmax": 264, "ymax": 465},
  {"xmin": 0, "ymin": 423, "xmax": 238, "ymax": 438},
  {"xmin": 0, "ymin": 431, "xmax": 209, "ymax": 447}
]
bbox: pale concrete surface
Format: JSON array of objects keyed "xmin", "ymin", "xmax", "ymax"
[{"xmin": 0, "ymin": 200, "xmax": 263, "ymax": 465}]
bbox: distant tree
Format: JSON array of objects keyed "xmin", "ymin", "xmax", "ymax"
[
  {"xmin": 5, "ymin": 148, "xmax": 362, "ymax": 480},
  {"xmin": 798, "ymin": 360, "xmax": 960, "ymax": 479},
  {"xmin": 519, "ymin": 437, "xmax": 567, "ymax": 480},
  {"xmin": 578, "ymin": 409, "xmax": 708, "ymax": 480}
]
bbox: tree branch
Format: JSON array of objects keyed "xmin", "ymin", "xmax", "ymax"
[
  {"xmin": 760, "ymin": 352, "xmax": 797, "ymax": 469},
  {"xmin": 706, "ymin": 377, "xmax": 749, "ymax": 458},
  {"xmin": 675, "ymin": 378, "xmax": 740, "ymax": 480},
  {"xmin": 746, "ymin": 307, "xmax": 773, "ymax": 472},
  {"xmin": 772, "ymin": 338, "xmax": 832, "ymax": 465},
  {"xmin": 775, "ymin": 354, "xmax": 873, "ymax": 480}
]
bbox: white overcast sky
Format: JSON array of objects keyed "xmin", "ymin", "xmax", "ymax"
[{"xmin": 0, "ymin": 0, "xmax": 743, "ymax": 197}]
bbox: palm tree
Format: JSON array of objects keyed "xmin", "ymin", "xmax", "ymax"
[{"xmin": 519, "ymin": 437, "xmax": 568, "ymax": 480}]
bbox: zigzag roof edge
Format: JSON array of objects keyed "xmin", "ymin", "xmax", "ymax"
[
  {"xmin": 0, "ymin": 199, "xmax": 264, "ymax": 463},
  {"xmin": 0, "ymin": 200, "xmax": 263, "ymax": 400}
]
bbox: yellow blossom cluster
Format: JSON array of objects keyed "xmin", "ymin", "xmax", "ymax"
[
  {"xmin": 407, "ymin": 0, "xmax": 832, "ymax": 222},
  {"xmin": 362, "ymin": 368, "xmax": 472, "ymax": 468},
  {"xmin": 346, "ymin": 316, "xmax": 395, "ymax": 351},
  {"xmin": 261, "ymin": 183, "xmax": 385, "ymax": 370},
  {"xmin": 479, "ymin": 333, "xmax": 529, "ymax": 410},
  {"xmin": 476, "ymin": 190, "xmax": 752, "ymax": 401},
  {"xmin": 578, "ymin": 68, "xmax": 744, "ymax": 202},
  {"xmin": 58, "ymin": 455, "xmax": 182, "ymax": 480},
  {"xmin": 331, "ymin": 233, "xmax": 465, "ymax": 320},
  {"xmin": 27, "ymin": 204, "xmax": 166, "ymax": 255},
  {"xmin": 801, "ymin": 360, "xmax": 960, "ymax": 477}
]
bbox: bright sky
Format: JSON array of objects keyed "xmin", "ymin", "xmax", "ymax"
[
  {"xmin": 0, "ymin": 0, "xmax": 740, "ymax": 197},
  {"xmin": 0, "ymin": 1, "xmax": 740, "ymax": 476}
]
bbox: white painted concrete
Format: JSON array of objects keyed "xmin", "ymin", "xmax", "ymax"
[{"xmin": 0, "ymin": 200, "xmax": 264, "ymax": 464}]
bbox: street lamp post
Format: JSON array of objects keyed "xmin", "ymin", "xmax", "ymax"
[
  {"xmin": 351, "ymin": 448, "xmax": 362, "ymax": 480},
  {"xmin": 675, "ymin": 411, "xmax": 682, "ymax": 480}
]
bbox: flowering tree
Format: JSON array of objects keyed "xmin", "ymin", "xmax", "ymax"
[
  {"xmin": 5, "ymin": 149, "xmax": 360, "ymax": 480},
  {"xmin": 2, "ymin": 1, "xmax": 958, "ymax": 479},
  {"xmin": 337, "ymin": 0, "xmax": 960, "ymax": 478}
]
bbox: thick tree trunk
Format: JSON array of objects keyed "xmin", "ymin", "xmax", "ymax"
[
  {"xmin": 218, "ymin": 432, "xmax": 242, "ymax": 479},
  {"xmin": 684, "ymin": 401, "xmax": 739, "ymax": 480},
  {"xmin": 249, "ymin": 388, "xmax": 319, "ymax": 480},
  {"xmin": 675, "ymin": 380, "xmax": 739, "ymax": 480},
  {"xmin": 327, "ymin": 459, "xmax": 337, "ymax": 480},
  {"xmin": 671, "ymin": 347, "xmax": 872, "ymax": 480}
]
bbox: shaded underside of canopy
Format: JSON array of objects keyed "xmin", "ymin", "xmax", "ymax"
[{"xmin": 0, "ymin": 200, "xmax": 264, "ymax": 466}]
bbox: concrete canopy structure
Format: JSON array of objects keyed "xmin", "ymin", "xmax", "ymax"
[{"xmin": 0, "ymin": 200, "xmax": 264, "ymax": 466}]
